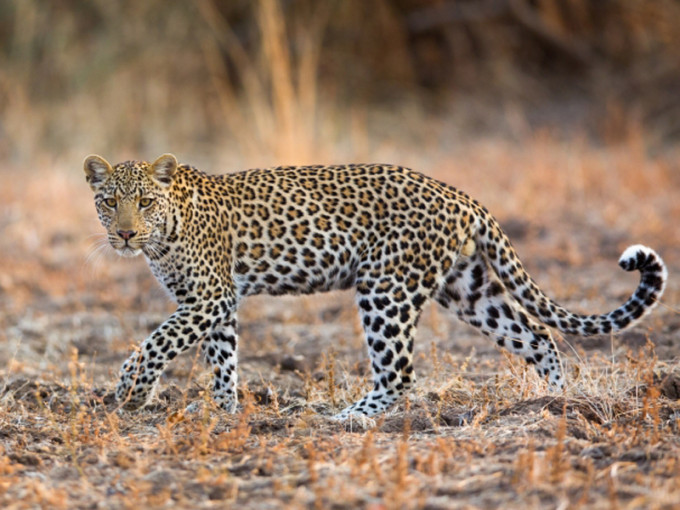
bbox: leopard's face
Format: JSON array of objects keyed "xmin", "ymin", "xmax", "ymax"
[
  {"xmin": 84, "ymin": 154, "xmax": 177, "ymax": 258},
  {"xmin": 94, "ymin": 167, "xmax": 170, "ymax": 257}
]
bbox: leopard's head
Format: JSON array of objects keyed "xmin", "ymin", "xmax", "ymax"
[{"xmin": 83, "ymin": 154, "xmax": 177, "ymax": 258}]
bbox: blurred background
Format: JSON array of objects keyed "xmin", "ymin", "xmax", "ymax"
[
  {"xmin": 0, "ymin": 0, "xmax": 678, "ymax": 381},
  {"xmin": 2, "ymin": 0, "xmax": 680, "ymax": 168}
]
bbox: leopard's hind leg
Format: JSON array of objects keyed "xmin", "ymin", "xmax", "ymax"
[
  {"xmin": 437, "ymin": 250, "xmax": 564, "ymax": 389},
  {"xmin": 334, "ymin": 273, "xmax": 434, "ymax": 420}
]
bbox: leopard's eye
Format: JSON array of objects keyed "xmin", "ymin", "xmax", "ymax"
[
  {"xmin": 139, "ymin": 197, "xmax": 153, "ymax": 208},
  {"xmin": 104, "ymin": 198, "xmax": 117, "ymax": 208}
]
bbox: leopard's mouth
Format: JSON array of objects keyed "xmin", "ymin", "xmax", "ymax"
[
  {"xmin": 109, "ymin": 239, "xmax": 145, "ymax": 258},
  {"xmin": 116, "ymin": 246, "xmax": 143, "ymax": 258}
]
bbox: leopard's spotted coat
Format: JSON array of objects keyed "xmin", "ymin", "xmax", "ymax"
[{"xmin": 84, "ymin": 154, "xmax": 667, "ymax": 419}]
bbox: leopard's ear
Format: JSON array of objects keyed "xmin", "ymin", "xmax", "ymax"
[
  {"xmin": 149, "ymin": 153, "xmax": 177, "ymax": 187},
  {"xmin": 83, "ymin": 155, "xmax": 113, "ymax": 192}
]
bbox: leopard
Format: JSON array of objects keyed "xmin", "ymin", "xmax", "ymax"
[{"xmin": 83, "ymin": 153, "xmax": 667, "ymax": 420}]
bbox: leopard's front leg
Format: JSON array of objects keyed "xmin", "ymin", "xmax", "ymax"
[
  {"xmin": 116, "ymin": 304, "xmax": 220, "ymax": 410},
  {"xmin": 201, "ymin": 314, "xmax": 239, "ymax": 412}
]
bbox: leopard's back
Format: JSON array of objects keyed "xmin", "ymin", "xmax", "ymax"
[{"xmin": 224, "ymin": 164, "xmax": 476, "ymax": 299}]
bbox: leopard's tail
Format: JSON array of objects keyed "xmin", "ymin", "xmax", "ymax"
[{"xmin": 479, "ymin": 216, "xmax": 667, "ymax": 336}]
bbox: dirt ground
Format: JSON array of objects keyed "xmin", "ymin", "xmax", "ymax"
[{"xmin": 1, "ymin": 143, "xmax": 679, "ymax": 509}]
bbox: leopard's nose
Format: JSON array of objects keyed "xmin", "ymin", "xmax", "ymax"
[{"xmin": 117, "ymin": 230, "xmax": 137, "ymax": 241}]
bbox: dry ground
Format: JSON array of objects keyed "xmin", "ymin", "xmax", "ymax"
[{"xmin": 1, "ymin": 138, "xmax": 679, "ymax": 509}]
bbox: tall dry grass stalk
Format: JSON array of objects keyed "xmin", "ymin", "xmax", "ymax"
[{"xmin": 198, "ymin": 0, "xmax": 332, "ymax": 165}]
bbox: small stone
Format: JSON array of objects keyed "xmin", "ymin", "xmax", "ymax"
[
  {"xmin": 280, "ymin": 354, "xmax": 306, "ymax": 372},
  {"xmin": 9, "ymin": 453, "xmax": 41, "ymax": 467},
  {"xmin": 661, "ymin": 374, "xmax": 680, "ymax": 400}
]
